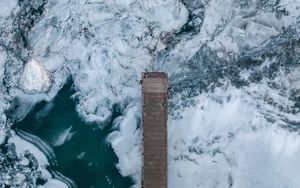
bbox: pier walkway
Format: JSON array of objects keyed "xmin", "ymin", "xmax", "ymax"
[{"xmin": 141, "ymin": 72, "xmax": 168, "ymax": 188}]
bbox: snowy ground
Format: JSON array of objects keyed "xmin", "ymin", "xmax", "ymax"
[{"xmin": 0, "ymin": 0, "xmax": 300, "ymax": 187}]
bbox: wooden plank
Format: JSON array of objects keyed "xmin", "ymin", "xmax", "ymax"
[
  {"xmin": 143, "ymin": 78, "xmax": 168, "ymax": 84},
  {"xmin": 143, "ymin": 133, "xmax": 167, "ymax": 139},
  {"xmin": 142, "ymin": 72, "xmax": 168, "ymax": 188},
  {"xmin": 143, "ymin": 93, "xmax": 167, "ymax": 98},
  {"xmin": 143, "ymin": 82, "xmax": 166, "ymax": 87},
  {"xmin": 142, "ymin": 72, "xmax": 167, "ymax": 78},
  {"xmin": 143, "ymin": 87, "xmax": 166, "ymax": 93}
]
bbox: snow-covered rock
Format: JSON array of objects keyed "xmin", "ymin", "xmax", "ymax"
[{"xmin": 19, "ymin": 59, "xmax": 52, "ymax": 94}]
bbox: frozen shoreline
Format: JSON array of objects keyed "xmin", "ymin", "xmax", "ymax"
[{"xmin": 8, "ymin": 131, "xmax": 74, "ymax": 188}]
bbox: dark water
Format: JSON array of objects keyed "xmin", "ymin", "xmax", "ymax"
[{"xmin": 16, "ymin": 83, "xmax": 134, "ymax": 188}]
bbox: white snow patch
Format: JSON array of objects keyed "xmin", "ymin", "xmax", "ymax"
[
  {"xmin": 0, "ymin": 0, "xmax": 18, "ymax": 18},
  {"xmin": 8, "ymin": 133, "xmax": 69, "ymax": 187},
  {"xmin": 141, "ymin": 0, "xmax": 189, "ymax": 32},
  {"xmin": 288, "ymin": 68, "xmax": 300, "ymax": 91},
  {"xmin": 280, "ymin": 0, "xmax": 300, "ymax": 26},
  {"xmin": 0, "ymin": 127, "xmax": 6, "ymax": 145},
  {"xmin": 19, "ymin": 59, "xmax": 52, "ymax": 94},
  {"xmin": 168, "ymin": 82, "xmax": 300, "ymax": 188},
  {"xmin": 108, "ymin": 102, "xmax": 141, "ymax": 185},
  {"xmin": 9, "ymin": 134, "xmax": 49, "ymax": 168},
  {"xmin": 231, "ymin": 128, "xmax": 300, "ymax": 188},
  {"xmin": 37, "ymin": 179, "xmax": 68, "ymax": 188}
]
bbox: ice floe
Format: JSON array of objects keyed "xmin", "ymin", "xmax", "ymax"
[{"xmin": 52, "ymin": 126, "xmax": 75, "ymax": 147}]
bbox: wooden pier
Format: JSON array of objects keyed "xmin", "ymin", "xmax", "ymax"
[{"xmin": 141, "ymin": 72, "xmax": 168, "ymax": 188}]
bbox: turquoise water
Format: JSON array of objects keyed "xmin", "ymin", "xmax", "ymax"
[{"xmin": 16, "ymin": 83, "xmax": 134, "ymax": 188}]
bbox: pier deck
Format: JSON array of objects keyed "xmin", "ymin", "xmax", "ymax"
[{"xmin": 142, "ymin": 72, "xmax": 168, "ymax": 188}]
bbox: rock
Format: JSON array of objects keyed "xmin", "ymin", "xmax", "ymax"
[{"xmin": 19, "ymin": 59, "xmax": 52, "ymax": 94}]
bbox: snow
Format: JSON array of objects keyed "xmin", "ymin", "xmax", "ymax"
[
  {"xmin": 37, "ymin": 179, "xmax": 69, "ymax": 188},
  {"xmin": 0, "ymin": 0, "xmax": 300, "ymax": 187},
  {"xmin": 20, "ymin": 0, "xmax": 187, "ymax": 127},
  {"xmin": 14, "ymin": 173, "xmax": 26, "ymax": 185},
  {"xmin": 19, "ymin": 59, "xmax": 52, "ymax": 94},
  {"xmin": 107, "ymin": 102, "xmax": 141, "ymax": 184},
  {"xmin": 140, "ymin": 0, "xmax": 189, "ymax": 32},
  {"xmin": 0, "ymin": 130, "xmax": 5, "ymax": 144},
  {"xmin": 280, "ymin": 0, "xmax": 300, "ymax": 26},
  {"xmin": 231, "ymin": 128, "xmax": 300, "ymax": 188},
  {"xmin": 8, "ymin": 133, "xmax": 69, "ymax": 187},
  {"xmin": 168, "ymin": 81, "xmax": 300, "ymax": 188},
  {"xmin": 8, "ymin": 134, "xmax": 49, "ymax": 170},
  {"xmin": 0, "ymin": 0, "xmax": 18, "ymax": 18},
  {"xmin": 288, "ymin": 68, "xmax": 300, "ymax": 90},
  {"xmin": 8, "ymin": 135, "xmax": 53, "ymax": 185}
]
